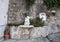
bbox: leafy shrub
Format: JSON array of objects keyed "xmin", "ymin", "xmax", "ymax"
[{"xmin": 30, "ymin": 17, "xmax": 44, "ymax": 27}]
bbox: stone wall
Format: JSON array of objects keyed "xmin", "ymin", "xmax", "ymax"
[
  {"xmin": 10, "ymin": 25, "xmax": 60, "ymax": 39},
  {"xmin": 29, "ymin": 0, "xmax": 44, "ymax": 18},
  {"xmin": 7, "ymin": 0, "xmax": 44, "ymax": 23},
  {"xmin": 8, "ymin": 0, "xmax": 26, "ymax": 23},
  {"xmin": 56, "ymin": 9, "xmax": 60, "ymax": 20}
]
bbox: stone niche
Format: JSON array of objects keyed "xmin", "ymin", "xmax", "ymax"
[{"xmin": 39, "ymin": 13, "xmax": 47, "ymax": 21}]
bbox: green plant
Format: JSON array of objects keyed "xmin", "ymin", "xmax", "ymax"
[
  {"xmin": 30, "ymin": 18, "xmax": 34, "ymax": 25},
  {"xmin": 43, "ymin": 0, "xmax": 60, "ymax": 10},
  {"xmin": 34, "ymin": 17, "xmax": 44, "ymax": 27},
  {"xmin": 30, "ymin": 17, "xmax": 44, "ymax": 27}
]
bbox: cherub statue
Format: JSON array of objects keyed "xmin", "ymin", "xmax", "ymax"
[{"xmin": 24, "ymin": 16, "xmax": 30, "ymax": 26}]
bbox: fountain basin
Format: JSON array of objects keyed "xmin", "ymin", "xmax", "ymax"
[{"xmin": 19, "ymin": 25, "xmax": 34, "ymax": 28}]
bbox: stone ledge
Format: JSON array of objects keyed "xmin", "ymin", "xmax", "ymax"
[
  {"xmin": 19, "ymin": 25, "xmax": 34, "ymax": 28},
  {"xmin": 10, "ymin": 25, "xmax": 60, "ymax": 39}
]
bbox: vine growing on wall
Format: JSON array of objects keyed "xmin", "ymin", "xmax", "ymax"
[
  {"xmin": 25, "ymin": 0, "xmax": 35, "ymax": 10},
  {"xmin": 43, "ymin": 0, "xmax": 60, "ymax": 10}
]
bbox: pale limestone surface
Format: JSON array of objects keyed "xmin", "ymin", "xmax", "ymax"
[
  {"xmin": 10, "ymin": 25, "xmax": 60, "ymax": 39},
  {"xmin": 10, "ymin": 25, "xmax": 34, "ymax": 39},
  {"xmin": 0, "ymin": 32, "xmax": 60, "ymax": 42},
  {"xmin": 30, "ymin": 26, "xmax": 50, "ymax": 39},
  {"xmin": 0, "ymin": 37, "xmax": 50, "ymax": 42},
  {"xmin": 10, "ymin": 26, "xmax": 22, "ymax": 39}
]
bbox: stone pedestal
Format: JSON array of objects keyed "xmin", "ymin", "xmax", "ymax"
[
  {"xmin": 20, "ymin": 25, "xmax": 34, "ymax": 39},
  {"xmin": 10, "ymin": 26, "xmax": 34, "ymax": 39}
]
